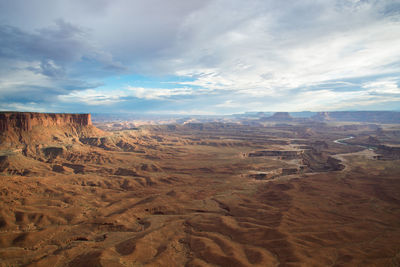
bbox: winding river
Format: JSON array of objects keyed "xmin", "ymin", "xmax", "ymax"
[
  {"xmin": 333, "ymin": 136, "xmax": 354, "ymax": 145},
  {"xmin": 333, "ymin": 136, "xmax": 376, "ymax": 151}
]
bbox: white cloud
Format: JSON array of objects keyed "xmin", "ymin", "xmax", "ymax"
[
  {"xmin": 58, "ymin": 85, "xmax": 203, "ymax": 106},
  {"xmin": 362, "ymin": 78, "xmax": 400, "ymax": 94},
  {"xmin": 1, "ymin": 0, "xmax": 400, "ymax": 112},
  {"xmin": 170, "ymin": 1, "xmax": 400, "ymax": 97},
  {"xmin": 58, "ymin": 89, "xmax": 125, "ymax": 105},
  {"xmin": 126, "ymin": 86, "xmax": 195, "ymax": 100},
  {"xmin": 0, "ymin": 60, "xmax": 53, "ymax": 92},
  {"xmin": 0, "ymin": 102, "xmax": 51, "ymax": 112}
]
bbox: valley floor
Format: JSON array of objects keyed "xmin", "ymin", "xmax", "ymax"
[{"xmin": 1, "ymin": 122, "xmax": 400, "ymax": 266}]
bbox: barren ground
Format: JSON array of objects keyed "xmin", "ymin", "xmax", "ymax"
[{"xmin": 1, "ymin": 122, "xmax": 400, "ymax": 266}]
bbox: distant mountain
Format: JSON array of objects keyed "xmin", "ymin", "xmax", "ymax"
[
  {"xmin": 261, "ymin": 112, "xmax": 294, "ymax": 121},
  {"xmin": 289, "ymin": 111, "xmax": 317, "ymax": 118},
  {"xmin": 311, "ymin": 111, "xmax": 400, "ymax": 123},
  {"xmin": 243, "ymin": 111, "xmax": 400, "ymax": 124}
]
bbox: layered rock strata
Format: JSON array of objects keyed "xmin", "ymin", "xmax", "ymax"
[{"xmin": 0, "ymin": 112, "xmax": 92, "ymax": 132}]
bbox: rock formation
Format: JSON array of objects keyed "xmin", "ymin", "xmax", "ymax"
[
  {"xmin": 262, "ymin": 112, "xmax": 294, "ymax": 121},
  {"xmin": 312, "ymin": 112, "xmax": 332, "ymax": 121},
  {"xmin": 0, "ymin": 112, "xmax": 91, "ymax": 132},
  {"xmin": 247, "ymin": 150, "xmax": 302, "ymax": 159}
]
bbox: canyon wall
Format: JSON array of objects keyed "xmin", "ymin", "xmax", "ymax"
[{"xmin": 0, "ymin": 112, "xmax": 92, "ymax": 132}]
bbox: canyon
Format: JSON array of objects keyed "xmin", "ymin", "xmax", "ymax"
[{"xmin": 0, "ymin": 112, "xmax": 400, "ymax": 266}]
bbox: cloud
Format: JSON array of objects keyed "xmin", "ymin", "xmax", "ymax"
[
  {"xmin": 127, "ymin": 87, "xmax": 196, "ymax": 100},
  {"xmin": 362, "ymin": 77, "xmax": 400, "ymax": 95},
  {"xmin": 171, "ymin": 0, "xmax": 400, "ymax": 92},
  {"xmin": 58, "ymin": 85, "xmax": 204, "ymax": 105},
  {"xmin": 58, "ymin": 89, "xmax": 124, "ymax": 106},
  {"xmin": 0, "ymin": 0, "xmax": 400, "ymax": 113},
  {"xmin": 0, "ymin": 19, "xmax": 123, "ymax": 106},
  {"xmin": 0, "ymin": 21, "xmax": 86, "ymax": 63}
]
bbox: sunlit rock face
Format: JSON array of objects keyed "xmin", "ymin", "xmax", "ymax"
[{"xmin": 0, "ymin": 112, "xmax": 92, "ymax": 132}]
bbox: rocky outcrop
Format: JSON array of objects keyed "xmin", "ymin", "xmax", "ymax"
[
  {"xmin": 42, "ymin": 147, "xmax": 65, "ymax": 160},
  {"xmin": 262, "ymin": 112, "xmax": 294, "ymax": 122},
  {"xmin": 249, "ymin": 167, "xmax": 300, "ymax": 180},
  {"xmin": 0, "ymin": 112, "xmax": 92, "ymax": 132},
  {"xmin": 80, "ymin": 136, "xmax": 137, "ymax": 152},
  {"xmin": 247, "ymin": 150, "xmax": 302, "ymax": 159},
  {"xmin": 375, "ymin": 145, "xmax": 400, "ymax": 160},
  {"xmin": 301, "ymin": 150, "xmax": 344, "ymax": 172},
  {"xmin": 312, "ymin": 112, "xmax": 333, "ymax": 121}
]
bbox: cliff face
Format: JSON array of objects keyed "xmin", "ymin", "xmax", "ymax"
[{"xmin": 0, "ymin": 112, "xmax": 92, "ymax": 132}]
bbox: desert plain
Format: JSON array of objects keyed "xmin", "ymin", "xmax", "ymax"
[{"xmin": 0, "ymin": 112, "xmax": 400, "ymax": 266}]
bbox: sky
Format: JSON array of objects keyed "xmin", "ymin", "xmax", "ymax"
[{"xmin": 0, "ymin": 0, "xmax": 400, "ymax": 114}]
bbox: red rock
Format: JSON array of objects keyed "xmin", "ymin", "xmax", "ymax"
[{"xmin": 0, "ymin": 112, "xmax": 92, "ymax": 132}]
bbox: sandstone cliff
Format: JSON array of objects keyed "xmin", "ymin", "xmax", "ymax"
[{"xmin": 0, "ymin": 112, "xmax": 92, "ymax": 132}]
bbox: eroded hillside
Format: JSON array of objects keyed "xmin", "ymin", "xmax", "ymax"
[{"xmin": 1, "ymin": 113, "xmax": 400, "ymax": 266}]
